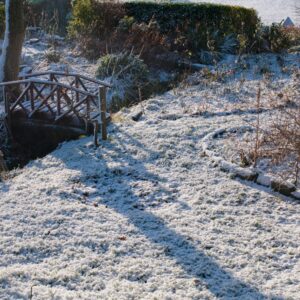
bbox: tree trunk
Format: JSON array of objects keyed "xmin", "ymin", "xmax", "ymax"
[{"xmin": 0, "ymin": 0, "xmax": 25, "ymax": 83}]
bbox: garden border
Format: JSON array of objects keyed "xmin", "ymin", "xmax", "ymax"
[{"xmin": 201, "ymin": 127, "xmax": 300, "ymax": 200}]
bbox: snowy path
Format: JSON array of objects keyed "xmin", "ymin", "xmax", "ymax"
[{"xmin": 0, "ymin": 85, "xmax": 299, "ymax": 299}]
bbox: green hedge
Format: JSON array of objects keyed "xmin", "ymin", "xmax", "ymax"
[
  {"xmin": 124, "ymin": 2, "xmax": 259, "ymax": 39},
  {"xmin": 68, "ymin": 1, "xmax": 259, "ymax": 53},
  {"xmin": 68, "ymin": 0, "xmax": 125, "ymax": 38}
]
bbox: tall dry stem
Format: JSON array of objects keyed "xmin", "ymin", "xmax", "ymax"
[{"xmin": 253, "ymin": 86, "xmax": 261, "ymax": 167}]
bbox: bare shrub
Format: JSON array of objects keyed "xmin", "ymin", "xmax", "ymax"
[
  {"xmin": 124, "ymin": 19, "xmax": 168, "ymax": 62},
  {"xmin": 263, "ymin": 99, "xmax": 300, "ymax": 185},
  {"xmin": 244, "ymin": 81, "xmax": 300, "ymax": 186}
]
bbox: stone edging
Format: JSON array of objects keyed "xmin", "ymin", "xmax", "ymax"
[{"xmin": 201, "ymin": 127, "xmax": 300, "ymax": 200}]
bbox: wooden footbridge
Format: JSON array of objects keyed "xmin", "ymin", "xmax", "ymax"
[{"xmin": 0, "ymin": 71, "xmax": 112, "ymax": 142}]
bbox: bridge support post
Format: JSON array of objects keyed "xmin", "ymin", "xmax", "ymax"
[
  {"xmin": 99, "ymin": 86, "xmax": 107, "ymax": 141},
  {"xmin": 3, "ymin": 86, "xmax": 12, "ymax": 133}
]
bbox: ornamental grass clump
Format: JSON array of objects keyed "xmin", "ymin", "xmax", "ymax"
[{"xmin": 96, "ymin": 52, "xmax": 150, "ymax": 111}]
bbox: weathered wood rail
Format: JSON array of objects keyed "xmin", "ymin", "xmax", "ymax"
[{"xmin": 0, "ymin": 71, "xmax": 111, "ymax": 140}]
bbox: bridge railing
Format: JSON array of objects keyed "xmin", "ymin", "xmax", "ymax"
[
  {"xmin": 20, "ymin": 71, "xmax": 112, "ymax": 103},
  {"xmin": 0, "ymin": 73, "xmax": 111, "ymax": 139},
  {"xmin": 20, "ymin": 71, "xmax": 111, "ymax": 90}
]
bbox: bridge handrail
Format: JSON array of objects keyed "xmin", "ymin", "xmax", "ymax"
[
  {"xmin": 19, "ymin": 71, "xmax": 112, "ymax": 88},
  {"xmin": 0, "ymin": 78, "xmax": 102, "ymax": 98}
]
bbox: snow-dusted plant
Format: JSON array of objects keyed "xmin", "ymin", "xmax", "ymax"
[
  {"xmin": 264, "ymin": 99, "xmax": 300, "ymax": 185},
  {"xmin": 220, "ymin": 34, "xmax": 238, "ymax": 54},
  {"xmin": 197, "ymin": 31, "xmax": 238, "ymax": 65},
  {"xmin": 44, "ymin": 48, "xmax": 61, "ymax": 63},
  {"xmin": 96, "ymin": 51, "xmax": 150, "ymax": 111},
  {"xmin": 240, "ymin": 79, "xmax": 300, "ymax": 186}
]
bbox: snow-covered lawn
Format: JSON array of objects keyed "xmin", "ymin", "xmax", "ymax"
[
  {"xmin": 1, "ymin": 69, "xmax": 300, "ymax": 299},
  {"xmin": 0, "ymin": 31, "xmax": 299, "ymax": 298}
]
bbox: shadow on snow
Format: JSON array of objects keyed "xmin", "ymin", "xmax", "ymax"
[{"xmin": 51, "ymin": 125, "xmax": 282, "ymax": 299}]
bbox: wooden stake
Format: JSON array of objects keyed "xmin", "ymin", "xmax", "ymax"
[
  {"xmin": 30, "ymin": 82, "xmax": 34, "ymax": 111},
  {"xmin": 75, "ymin": 75, "xmax": 79, "ymax": 103},
  {"xmin": 0, "ymin": 150, "xmax": 7, "ymax": 173},
  {"xmin": 57, "ymin": 86, "xmax": 61, "ymax": 117},
  {"xmin": 99, "ymin": 86, "xmax": 107, "ymax": 140},
  {"xmin": 3, "ymin": 87, "xmax": 11, "ymax": 133},
  {"xmin": 93, "ymin": 121, "xmax": 99, "ymax": 147}
]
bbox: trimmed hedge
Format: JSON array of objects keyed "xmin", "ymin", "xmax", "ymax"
[
  {"xmin": 68, "ymin": 1, "xmax": 260, "ymax": 53},
  {"xmin": 124, "ymin": 2, "xmax": 259, "ymax": 39},
  {"xmin": 68, "ymin": 0, "xmax": 125, "ymax": 38}
]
